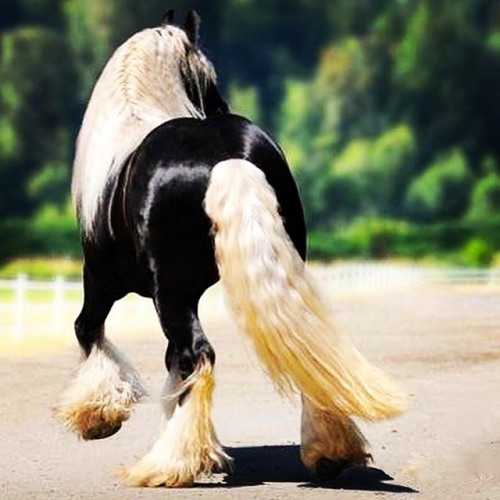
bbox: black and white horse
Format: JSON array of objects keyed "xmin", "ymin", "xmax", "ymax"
[{"xmin": 56, "ymin": 11, "xmax": 405, "ymax": 487}]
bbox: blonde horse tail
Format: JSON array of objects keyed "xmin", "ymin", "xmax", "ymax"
[{"xmin": 204, "ymin": 159, "xmax": 407, "ymax": 421}]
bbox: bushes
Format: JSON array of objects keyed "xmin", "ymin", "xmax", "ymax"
[
  {"xmin": 0, "ymin": 205, "xmax": 80, "ymax": 265},
  {"xmin": 467, "ymin": 173, "xmax": 500, "ymax": 220},
  {"xmin": 308, "ymin": 216, "xmax": 500, "ymax": 266},
  {"xmin": 308, "ymin": 218, "xmax": 416, "ymax": 261},
  {"xmin": 404, "ymin": 149, "xmax": 471, "ymax": 222},
  {"xmin": 460, "ymin": 238, "xmax": 495, "ymax": 267}
]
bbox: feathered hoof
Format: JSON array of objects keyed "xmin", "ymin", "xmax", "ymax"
[
  {"xmin": 121, "ymin": 461, "xmax": 196, "ymax": 488},
  {"xmin": 302, "ymin": 444, "xmax": 371, "ymax": 480},
  {"xmin": 82, "ymin": 421, "xmax": 122, "ymax": 440},
  {"xmin": 55, "ymin": 342, "xmax": 146, "ymax": 440},
  {"xmin": 55, "ymin": 400, "xmax": 129, "ymax": 440},
  {"xmin": 121, "ymin": 449, "xmax": 232, "ymax": 488}
]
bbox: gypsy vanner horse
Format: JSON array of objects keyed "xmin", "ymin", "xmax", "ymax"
[{"xmin": 56, "ymin": 10, "xmax": 406, "ymax": 487}]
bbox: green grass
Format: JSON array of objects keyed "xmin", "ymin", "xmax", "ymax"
[
  {"xmin": 0, "ymin": 257, "xmax": 82, "ymax": 280},
  {"xmin": 0, "ymin": 288, "xmax": 83, "ymax": 303},
  {"xmin": 0, "ymin": 258, "xmax": 83, "ymax": 304}
]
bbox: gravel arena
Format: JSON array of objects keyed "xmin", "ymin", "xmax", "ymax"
[{"xmin": 0, "ymin": 276, "xmax": 499, "ymax": 499}]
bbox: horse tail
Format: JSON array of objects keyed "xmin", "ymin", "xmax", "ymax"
[{"xmin": 204, "ymin": 159, "xmax": 407, "ymax": 421}]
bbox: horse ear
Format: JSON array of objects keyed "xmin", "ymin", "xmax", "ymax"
[
  {"xmin": 162, "ymin": 9, "xmax": 175, "ymax": 26},
  {"xmin": 183, "ymin": 10, "xmax": 201, "ymax": 46}
]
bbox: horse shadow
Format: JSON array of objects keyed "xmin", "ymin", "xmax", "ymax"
[{"xmin": 208, "ymin": 445, "xmax": 417, "ymax": 493}]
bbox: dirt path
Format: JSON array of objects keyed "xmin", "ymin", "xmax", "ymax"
[{"xmin": 0, "ymin": 286, "xmax": 499, "ymax": 499}]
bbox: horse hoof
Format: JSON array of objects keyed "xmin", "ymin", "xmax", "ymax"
[{"xmin": 82, "ymin": 422, "xmax": 122, "ymax": 440}]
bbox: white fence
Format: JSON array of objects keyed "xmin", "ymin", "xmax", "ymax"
[
  {"xmin": 1, "ymin": 264, "xmax": 499, "ymax": 338},
  {"xmin": 0, "ymin": 274, "xmax": 153, "ymax": 339},
  {"xmin": 310, "ymin": 263, "xmax": 500, "ymax": 292}
]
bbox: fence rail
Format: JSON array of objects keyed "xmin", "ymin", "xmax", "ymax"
[
  {"xmin": 1, "ymin": 264, "xmax": 499, "ymax": 338},
  {"xmin": 310, "ymin": 263, "xmax": 500, "ymax": 291},
  {"xmin": 0, "ymin": 274, "xmax": 152, "ymax": 339}
]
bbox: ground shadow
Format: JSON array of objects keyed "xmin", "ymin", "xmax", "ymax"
[{"xmin": 216, "ymin": 445, "xmax": 417, "ymax": 493}]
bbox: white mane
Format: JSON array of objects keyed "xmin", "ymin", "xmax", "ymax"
[{"xmin": 72, "ymin": 24, "xmax": 215, "ymax": 237}]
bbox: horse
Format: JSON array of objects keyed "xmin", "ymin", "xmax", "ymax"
[{"xmin": 56, "ymin": 10, "xmax": 406, "ymax": 488}]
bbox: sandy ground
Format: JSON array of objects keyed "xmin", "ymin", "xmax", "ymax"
[{"xmin": 0, "ymin": 284, "xmax": 499, "ymax": 499}]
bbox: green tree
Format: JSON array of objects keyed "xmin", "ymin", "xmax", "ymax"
[
  {"xmin": 393, "ymin": 0, "xmax": 500, "ymax": 168},
  {"xmin": 404, "ymin": 149, "xmax": 472, "ymax": 222},
  {"xmin": 467, "ymin": 173, "xmax": 500, "ymax": 220},
  {"xmin": 64, "ymin": 0, "xmax": 113, "ymax": 101},
  {"xmin": 327, "ymin": 124, "xmax": 416, "ymax": 220},
  {"xmin": 227, "ymin": 83, "xmax": 261, "ymax": 123},
  {"xmin": 1, "ymin": 0, "xmax": 498, "ymax": 262},
  {"xmin": 0, "ymin": 27, "xmax": 77, "ymax": 215},
  {"xmin": 0, "ymin": 0, "xmax": 65, "ymax": 31}
]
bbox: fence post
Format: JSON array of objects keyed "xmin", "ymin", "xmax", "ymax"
[
  {"xmin": 491, "ymin": 268, "xmax": 499, "ymax": 286},
  {"xmin": 15, "ymin": 273, "xmax": 27, "ymax": 338}
]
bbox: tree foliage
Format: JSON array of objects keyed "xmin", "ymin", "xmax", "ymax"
[
  {"xmin": 0, "ymin": 0, "xmax": 498, "ymax": 263},
  {"xmin": 0, "ymin": 25, "xmax": 77, "ymax": 216},
  {"xmin": 404, "ymin": 150, "xmax": 471, "ymax": 222}
]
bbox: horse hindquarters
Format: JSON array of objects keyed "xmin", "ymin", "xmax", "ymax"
[{"xmin": 204, "ymin": 159, "xmax": 407, "ymax": 476}]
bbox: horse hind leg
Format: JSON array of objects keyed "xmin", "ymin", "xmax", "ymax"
[
  {"xmin": 55, "ymin": 269, "xmax": 146, "ymax": 440},
  {"xmin": 122, "ymin": 295, "xmax": 231, "ymax": 487}
]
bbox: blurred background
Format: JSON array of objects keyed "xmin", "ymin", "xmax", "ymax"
[{"xmin": 0, "ymin": 0, "xmax": 499, "ymax": 279}]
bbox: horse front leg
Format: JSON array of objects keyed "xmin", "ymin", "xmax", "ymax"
[
  {"xmin": 55, "ymin": 267, "xmax": 146, "ymax": 440},
  {"xmin": 122, "ymin": 295, "xmax": 231, "ymax": 487}
]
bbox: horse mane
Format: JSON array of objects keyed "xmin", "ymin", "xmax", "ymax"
[{"xmin": 72, "ymin": 23, "xmax": 216, "ymax": 238}]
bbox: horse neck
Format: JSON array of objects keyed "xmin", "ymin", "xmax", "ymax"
[
  {"xmin": 105, "ymin": 30, "xmax": 203, "ymax": 121},
  {"xmin": 72, "ymin": 28, "xmax": 203, "ymax": 238}
]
